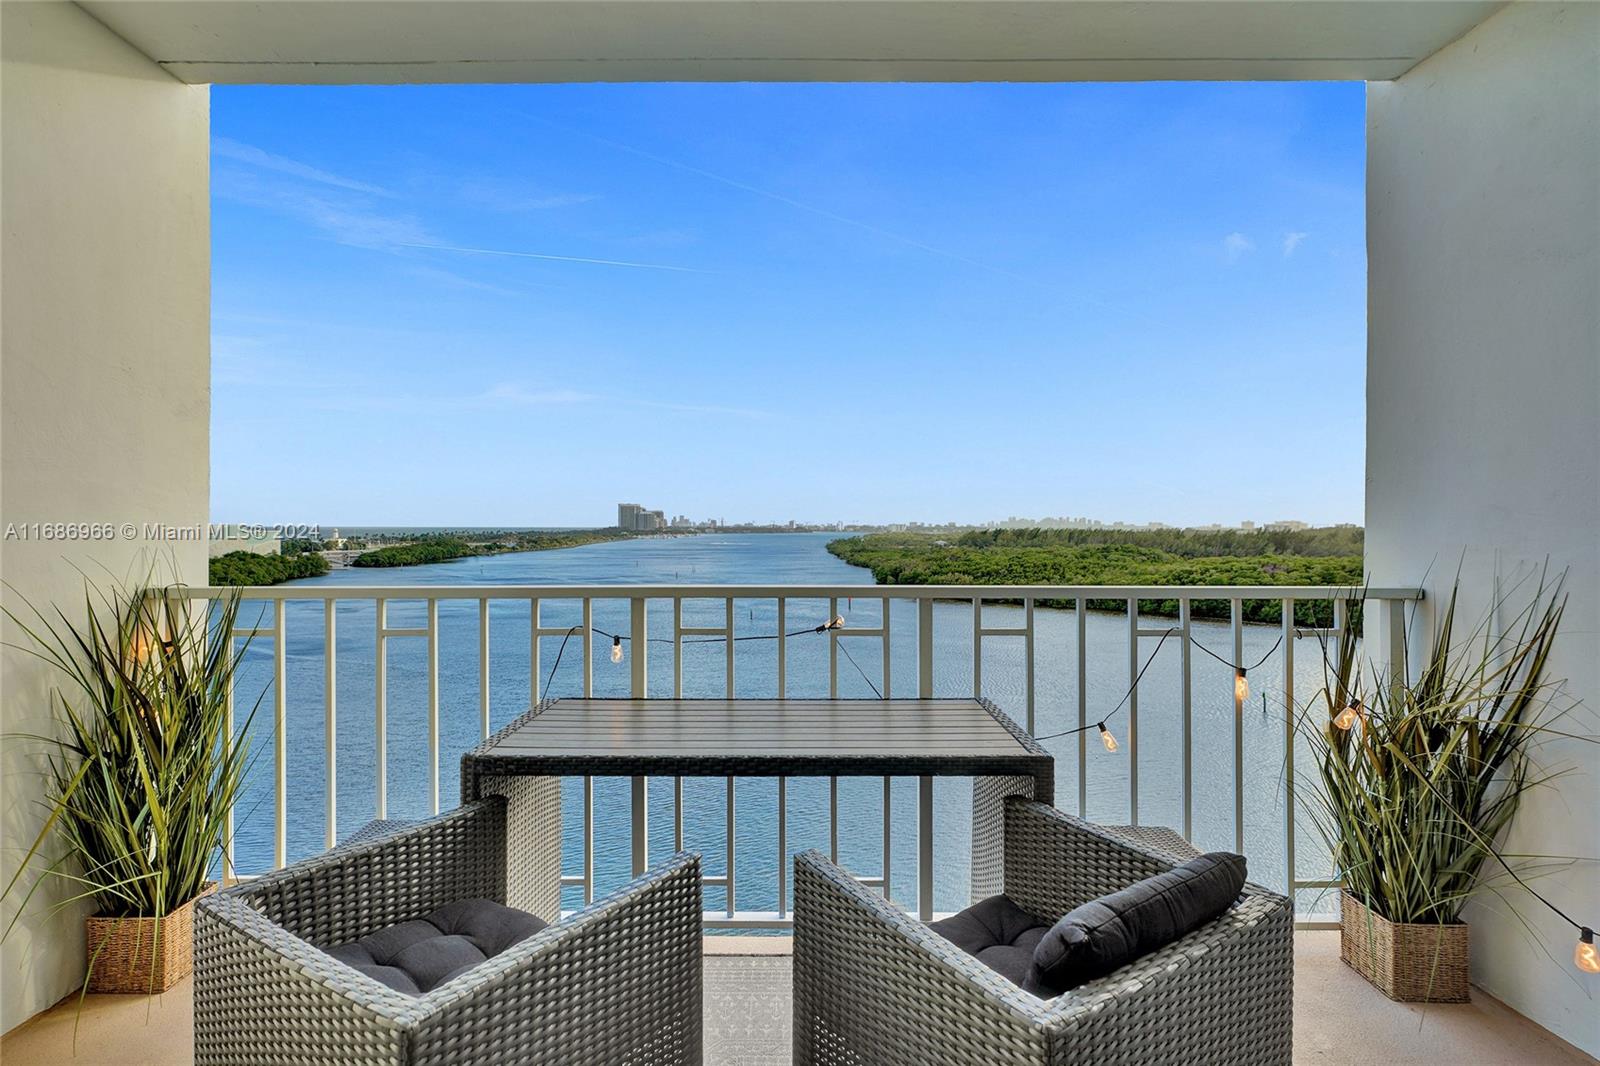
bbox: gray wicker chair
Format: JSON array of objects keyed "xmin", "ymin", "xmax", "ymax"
[
  {"xmin": 194, "ymin": 798, "xmax": 704, "ymax": 1066},
  {"xmin": 793, "ymin": 798, "xmax": 1292, "ymax": 1066}
]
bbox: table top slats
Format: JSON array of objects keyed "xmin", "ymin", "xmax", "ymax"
[
  {"xmin": 462, "ymin": 697, "xmax": 1052, "ymax": 796},
  {"xmin": 478, "ymin": 698, "xmax": 1030, "ymax": 758}
]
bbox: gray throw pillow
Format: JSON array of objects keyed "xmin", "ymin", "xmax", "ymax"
[{"xmin": 1025, "ymin": 851, "xmax": 1247, "ymax": 996}]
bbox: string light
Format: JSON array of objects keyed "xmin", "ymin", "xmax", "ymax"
[
  {"xmin": 127, "ymin": 623, "xmax": 161, "ymax": 666},
  {"xmin": 1186, "ymin": 633, "xmax": 1282, "ymax": 705},
  {"xmin": 1333, "ymin": 699, "xmax": 1361, "ymax": 731},
  {"xmin": 542, "ymin": 612, "xmax": 880, "ymax": 696},
  {"xmin": 1098, "ymin": 722, "xmax": 1118, "ymax": 753},
  {"xmin": 1578, "ymin": 928, "xmax": 1599, "ymax": 974}
]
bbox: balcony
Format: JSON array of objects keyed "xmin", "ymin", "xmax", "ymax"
[
  {"xmin": 6, "ymin": 583, "xmax": 1594, "ymax": 1064},
  {"xmin": 5, "ymin": 0, "xmax": 1598, "ymax": 1060}
]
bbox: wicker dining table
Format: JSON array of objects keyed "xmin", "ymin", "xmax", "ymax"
[{"xmin": 460, "ymin": 697, "xmax": 1054, "ymax": 921}]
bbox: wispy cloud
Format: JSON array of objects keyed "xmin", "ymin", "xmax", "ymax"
[
  {"xmin": 212, "ymin": 335, "xmax": 280, "ymax": 387},
  {"xmin": 633, "ymin": 397, "xmax": 777, "ymax": 420},
  {"xmin": 1281, "ymin": 231, "xmax": 1309, "ymax": 257},
  {"xmin": 213, "ymin": 137, "xmax": 393, "ymax": 197},
  {"xmin": 460, "ymin": 182, "xmax": 598, "ymax": 212},
  {"xmin": 311, "ymin": 381, "xmax": 776, "ymax": 421},
  {"xmin": 213, "ymin": 169, "xmax": 431, "ymax": 251},
  {"xmin": 1221, "ymin": 232, "xmax": 1255, "ymax": 263},
  {"xmin": 211, "ymin": 337, "xmax": 359, "ymax": 391},
  {"xmin": 312, "ymin": 383, "xmax": 596, "ymax": 415},
  {"xmin": 399, "ymin": 242, "xmax": 714, "ymax": 274},
  {"xmin": 401, "ymin": 264, "xmax": 545, "ymax": 297},
  {"xmin": 216, "ymin": 172, "xmax": 701, "ymax": 276},
  {"xmin": 514, "ymin": 112, "xmax": 1036, "ymax": 285},
  {"xmin": 299, "ymin": 198, "xmax": 431, "ymax": 250},
  {"xmin": 479, "ymin": 383, "xmax": 598, "ymax": 406},
  {"xmin": 477, "ymin": 383, "xmax": 778, "ymax": 420}
]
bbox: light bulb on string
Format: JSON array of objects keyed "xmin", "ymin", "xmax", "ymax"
[
  {"xmin": 1333, "ymin": 699, "xmax": 1362, "ymax": 731},
  {"xmin": 830, "ymin": 615, "xmax": 845, "ymax": 630},
  {"xmin": 1098, "ymin": 722, "xmax": 1118, "ymax": 753},
  {"xmin": 1578, "ymin": 928, "xmax": 1599, "ymax": 974},
  {"xmin": 1234, "ymin": 669, "xmax": 1250, "ymax": 703},
  {"xmin": 610, "ymin": 635, "xmax": 624, "ymax": 664}
]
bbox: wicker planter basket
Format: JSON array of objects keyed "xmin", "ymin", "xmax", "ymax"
[
  {"xmin": 85, "ymin": 883, "xmax": 215, "ymax": 994},
  {"xmin": 1340, "ymin": 893, "xmax": 1469, "ymax": 1002}
]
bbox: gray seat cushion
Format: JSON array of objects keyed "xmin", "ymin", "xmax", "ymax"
[
  {"xmin": 323, "ymin": 898, "xmax": 546, "ymax": 995},
  {"xmin": 928, "ymin": 894, "xmax": 1049, "ymax": 991}
]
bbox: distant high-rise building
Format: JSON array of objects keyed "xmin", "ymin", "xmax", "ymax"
[{"xmin": 616, "ymin": 502, "xmax": 668, "ymax": 531}]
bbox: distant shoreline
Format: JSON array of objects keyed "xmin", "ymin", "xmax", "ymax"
[{"xmin": 826, "ymin": 528, "xmax": 1364, "ymax": 627}]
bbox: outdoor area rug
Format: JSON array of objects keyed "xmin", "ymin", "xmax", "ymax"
[{"xmin": 704, "ymin": 955, "xmax": 791, "ymax": 1065}]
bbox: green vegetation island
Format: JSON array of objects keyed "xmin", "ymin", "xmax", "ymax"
[
  {"xmin": 209, "ymin": 549, "xmax": 330, "ymax": 586},
  {"xmin": 351, "ymin": 528, "xmax": 632, "ymax": 568},
  {"xmin": 826, "ymin": 526, "xmax": 1363, "ymax": 626},
  {"xmin": 209, "ymin": 528, "xmax": 636, "ymax": 586}
]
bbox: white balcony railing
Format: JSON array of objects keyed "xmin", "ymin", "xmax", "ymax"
[{"xmin": 169, "ymin": 583, "xmax": 1422, "ymax": 928}]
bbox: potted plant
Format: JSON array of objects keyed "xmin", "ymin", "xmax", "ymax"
[
  {"xmin": 3, "ymin": 575, "xmax": 256, "ymax": 994},
  {"xmin": 1303, "ymin": 576, "xmax": 1571, "ymax": 1002}
]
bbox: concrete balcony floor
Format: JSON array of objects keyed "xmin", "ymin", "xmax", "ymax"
[{"xmin": 3, "ymin": 933, "xmax": 1592, "ymax": 1065}]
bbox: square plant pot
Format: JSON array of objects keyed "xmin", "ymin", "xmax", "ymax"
[
  {"xmin": 84, "ymin": 883, "xmax": 216, "ymax": 994},
  {"xmin": 1341, "ymin": 892, "xmax": 1469, "ymax": 1002}
]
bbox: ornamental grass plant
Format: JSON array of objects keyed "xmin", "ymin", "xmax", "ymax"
[
  {"xmin": 3, "ymin": 571, "xmax": 257, "ymax": 990},
  {"xmin": 1304, "ymin": 574, "xmax": 1573, "ymax": 928}
]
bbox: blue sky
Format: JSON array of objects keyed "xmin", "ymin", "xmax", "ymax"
[{"xmin": 211, "ymin": 82, "xmax": 1366, "ymax": 528}]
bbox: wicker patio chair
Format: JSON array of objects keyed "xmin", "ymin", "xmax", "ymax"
[
  {"xmin": 793, "ymin": 798, "xmax": 1292, "ymax": 1066},
  {"xmin": 194, "ymin": 798, "xmax": 704, "ymax": 1066}
]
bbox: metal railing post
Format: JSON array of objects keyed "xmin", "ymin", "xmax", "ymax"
[
  {"xmin": 971, "ymin": 597, "xmax": 983, "ymax": 697},
  {"xmin": 1077, "ymin": 596, "xmax": 1088, "ymax": 817},
  {"xmin": 1126, "ymin": 597, "xmax": 1139, "ymax": 826},
  {"xmin": 478, "ymin": 597, "xmax": 490, "ymax": 740},
  {"xmin": 374, "ymin": 597, "xmax": 387, "ymax": 820},
  {"xmin": 427, "ymin": 598, "xmax": 439, "ymax": 815},
  {"xmin": 324, "ymin": 599, "xmax": 337, "ymax": 849},
  {"xmin": 1024, "ymin": 596, "xmax": 1035, "ymax": 733},
  {"xmin": 529, "ymin": 597, "xmax": 540, "ymax": 705},
  {"xmin": 631, "ymin": 596, "xmax": 648, "ymax": 878},
  {"xmin": 273, "ymin": 599, "xmax": 287, "ymax": 868},
  {"xmin": 1282, "ymin": 596, "xmax": 1297, "ymax": 899},
  {"xmin": 1179, "ymin": 597, "xmax": 1193, "ymax": 840},
  {"xmin": 1231, "ymin": 598, "xmax": 1245, "ymax": 854},
  {"xmin": 918, "ymin": 776, "xmax": 934, "ymax": 921},
  {"xmin": 918, "ymin": 597, "xmax": 934, "ymax": 698}
]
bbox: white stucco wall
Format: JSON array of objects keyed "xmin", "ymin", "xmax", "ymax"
[
  {"xmin": 0, "ymin": 0, "xmax": 209, "ymax": 1033},
  {"xmin": 1367, "ymin": 2, "xmax": 1600, "ymax": 1054}
]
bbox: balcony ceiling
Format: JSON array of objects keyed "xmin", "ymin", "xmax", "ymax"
[{"xmin": 78, "ymin": 0, "xmax": 1505, "ymax": 85}]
